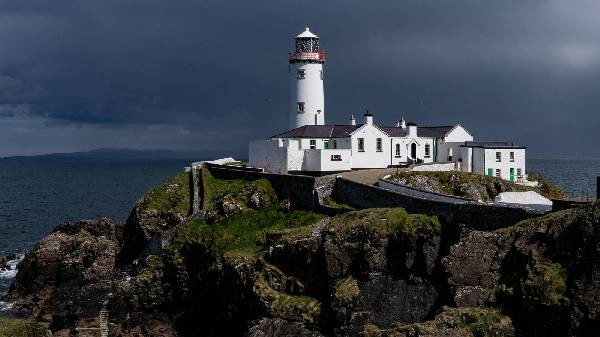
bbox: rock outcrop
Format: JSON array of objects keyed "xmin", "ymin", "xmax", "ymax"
[{"xmin": 6, "ymin": 169, "xmax": 600, "ymax": 337}]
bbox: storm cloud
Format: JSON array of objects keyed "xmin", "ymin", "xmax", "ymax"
[{"xmin": 1, "ymin": 0, "xmax": 599, "ymax": 157}]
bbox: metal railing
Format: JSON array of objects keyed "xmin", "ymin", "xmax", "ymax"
[{"xmin": 288, "ymin": 51, "xmax": 326, "ymax": 61}]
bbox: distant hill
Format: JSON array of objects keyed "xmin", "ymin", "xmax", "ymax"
[{"xmin": 0, "ymin": 148, "xmax": 236, "ymax": 161}]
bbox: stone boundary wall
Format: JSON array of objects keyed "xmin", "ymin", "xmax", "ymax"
[
  {"xmin": 204, "ymin": 164, "xmax": 318, "ymax": 210},
  {"xmin": 334, "ymin": 178, "xmax": 543, "ymax": 230},
  {"xmin": 378, "ymin": 179, "xmax": 474, "ymax": 204}
]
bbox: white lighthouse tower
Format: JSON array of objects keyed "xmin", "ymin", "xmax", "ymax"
[{"xmin": 289, "ymin": 26, "xmax": 325, "ymax": 129}]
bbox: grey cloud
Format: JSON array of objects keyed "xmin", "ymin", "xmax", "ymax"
[{"xmin": 0, "ymin": 0, "xmax": 599, "ymax": 157}]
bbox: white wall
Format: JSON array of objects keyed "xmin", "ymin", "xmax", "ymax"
[
  {"xmin": 390, "ymin": 136, "xmax": 435, "ymax": 165},
  {"xmin": 482, "ymin": 148, "xmax": 526, "ymax": 181},
  {"xmin": 410, "ymin": 162, "xmax": 459, "ymax": 172},
  {"xmin": 249, "ymin": 139, "xmax": 289, "ymax": 174},
  {"xmin": 304, "ymin": 149, "xmax": 352, "ymax": 171},
  {"xmin": 290, "ymin": 63, "xmax": 325, "ymax": 129},
  {"xmin": 436, "ymin": 125, "xmax": 473, "ymax": 163},
  {"xmin": 249, "ymin": 139, "xmax": 306, "ymax": 174},
  {"xmin": 350, "ymin": 124, "xmax": 391, "ymax": 168}
]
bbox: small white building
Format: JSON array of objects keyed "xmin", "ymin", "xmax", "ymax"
[
  {"xmin": 459, "ymin": 142, "xmax": 527, "ymax": 182},
  {"xmin": 248, "ymin": 26, "xmax": 528, "ymax": 180}
]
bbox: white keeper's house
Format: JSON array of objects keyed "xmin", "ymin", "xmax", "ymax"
[{"xmin": 248, "ymin": 27, "xmax": 527, "ymax": 182}]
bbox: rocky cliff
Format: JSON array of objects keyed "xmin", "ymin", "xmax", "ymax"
[{"xmin": 5, "ymin": 168, "xmax": 600, "ymax": 336}]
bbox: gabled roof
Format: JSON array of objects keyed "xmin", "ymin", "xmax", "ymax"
[
  {"xmin": 461, "ymin": 141, "xmax": 526, "ymax": 149},
  {"xmin": 273, "ymin": 125, "xmax": 357, "ymax": 139},
  {"xmin": 273, "ymin": 124, "xmax": 462, "ymax": 139}
]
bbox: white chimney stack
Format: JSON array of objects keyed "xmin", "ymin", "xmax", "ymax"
[
  {"xmin": 400, "ymin": 116, "xmax": 406, "ymax": 129},
  {"xmin": 364, "ymin": 110, "xmax": 374, "ymax": 125},
  {"xmin": 407, "ymin": 122, "xmax": 417, "ymax": 137},
  {"xmin": 349, "ymin": 114, "xmax": 356, "ymax": 126}
]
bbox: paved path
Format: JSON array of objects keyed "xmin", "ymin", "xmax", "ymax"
[{"xmin": 335, "ymin": 168, "xmax": 406, "ymax": 185}]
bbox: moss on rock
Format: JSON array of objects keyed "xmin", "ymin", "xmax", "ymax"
[{"xmin": 0, "ymin": 317, "xmax": 47, "ymax": 337}]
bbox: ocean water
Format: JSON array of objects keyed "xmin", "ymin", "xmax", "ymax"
[
  {"xmin": 528, "ymin": 159, "xmax": 599, "ymax": 199},
  {"xmin": 0, "ymin": 158, "xmax": 598, "ymax": 308},
  {"xmin": 0, "ymin": 159, "xmax": 194, "ymax": 300}
]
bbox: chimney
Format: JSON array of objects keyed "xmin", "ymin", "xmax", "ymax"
[
  {"xmin": 349, "ymin": 114, "xmax": 356, "ymax": 126},
  {"xmin": 407, "ymin": 122, "xmax": 417, "ymax": 137},
  {"xmin": 364, "ymin": 110, "xmax": 374, "ymax": 125},
  {"xmin": 399, "ymin": 116, "xmax": 406, "ymax": 129}
]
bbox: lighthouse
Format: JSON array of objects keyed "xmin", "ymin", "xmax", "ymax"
[{"xmin": 289, "ymin": 26, "xmax": 325, "ymax": 129}]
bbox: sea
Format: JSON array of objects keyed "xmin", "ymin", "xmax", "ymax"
[{"xmin": 0, "ymin": 158, "xmax": 598, "ymax": 311}]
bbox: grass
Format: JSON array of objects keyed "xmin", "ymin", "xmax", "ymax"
[
  {"xmin": 0, "ymin": 318, "xmax": 47, "ymax": 337},
  {"xmin": 139, "ymin": 172, "xmax": 190, "ymax": 216},
  {"xmin": 387, "ymin": 170, "xmax": 563, "ymax": 201},
  {"xmin": 322, "ymin": 196, "xmax": 356, "ymax": 212},
  {"xmin": 334, "ymin": 276, "xmax": 360, "ymax": 304},
  {"xmin": 361, "ymin": 306, "xmax": 514, "ymax": 337},
  {"xmin": 201, "ymin": 168, "xmax": 276, "ymax": 210},
  {"xmin": 517, "ymin": 253, "xmax": 568, "ymax": 307},
  {"xmin": 329, "ymin": 208, "xmax": 442, "ymax": 238},
  {"xmin": 254, "ymin": 273, "xmax": 321, "ymax": 323},
  {"xmin": 173, "ymin": 206, "xmax": 326, "ymax": 257},
  {"xmin": 527, "ymin": 173, "xmax": 569, "ymax": 199}
]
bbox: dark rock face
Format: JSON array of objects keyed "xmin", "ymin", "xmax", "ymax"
[
  {"xmin": 9, "ymin": 177, "xmax": 600, "ymax": 337},
  {"xmin": 7, "ymin": 219, "xmax": 123, "ymax": 332},
  {"xmin": 245, "ymin": 318, "xmax": 325, "ymax": 337}
]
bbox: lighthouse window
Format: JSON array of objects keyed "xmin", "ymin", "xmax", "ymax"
[
  {"xmin": 297, "ymin": 70, "xmax": 305, "ymax": 80},
  {"xmin": 320, "ymin": 70, "xmax": 323, "ymax": 80},
  {"xmin": 297, "ymin": 102, "xmax": 305, "ymax": 113}
]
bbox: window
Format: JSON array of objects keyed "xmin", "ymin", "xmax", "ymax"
[
  {"xmin": 517, "ymin": 168, "xmax": 522, "ymax": 177},
  {"xmin": 331, "ymin": 154, "xmax": 342, "ymax": 161},
  {"xmin": 297, "ymin": 69, "xmax": 305, "ymax": 79},
  {"xmin": 376, "ymin": 138, "xmax": 382, "ymax": 152},
  {"xmin": 320, "ymin": 69, "xmax": 323, "ymax": 80},
  {"xmin": 424, "ymin": 144, "xmax": 431, "ymax": 158},
  {"xmin": 496, "ymin": 152, "xmax": 501, "ymax": 162},
  {"xmin": 495, "ymin": 168, "xmax": 501, "ymax": 178},
  {"xmin": 333, "ymin": 139, "xmax": 337, "ymax": 149},
  {"xmin": 358, "ymin": 138, "xmax": 365, "ymax": 152},
  {"xmin": 510, "ymin": 152, "xmax": 515, "ymax": 162},
  {"xmin": 395, "ymin": 143, "xmax": 401, "ymax": 157},
  {"xmin": 448, "ymin": 148, "xmax": 453, "ymax": 161},
  {"xmin": 297, "ymin": 102, "xmax": 305, "ymax": 113},
  {"xmin": 309, "ymin": 139, "xmax": 316, "ymax": 149},
  {"xmin": 324, "ymin": 139, "xmax": 329, "ymax": 149}
]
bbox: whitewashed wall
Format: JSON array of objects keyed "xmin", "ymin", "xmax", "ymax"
[
  {"xmin": 350, "ymin": 124, "xmax": 391, "ymax": 168},
  {"xmin": 249, "ymin": 140, "xmax": 289, "ymax": 174},
  {"xmin": 410, "ymin": 162, "xmax": 459, "ymax": 172},
  {"xmin": 304, "ymin": 149, "xmax": 352, "ymax": 171},
  {"xmin": 482, "ymin": 148, "xmax": 526, "ymax": 181},
  {"xmin": 435, "ymin": 125, "xmax": 473, "ymax": 163},
  {"xmin": 290, "ymin": 63, "xmax": 325, "ymax": 129}
]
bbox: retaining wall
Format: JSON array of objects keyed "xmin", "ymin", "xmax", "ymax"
[
  {"xmin": 205, "ymin": 164, "xmax": 318, "ymax": 210},
  {"xmin": 334, "ymin": 178, "xmax": 543, "ymax": 230}
]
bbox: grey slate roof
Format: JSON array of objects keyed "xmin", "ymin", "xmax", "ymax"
[
  {"xmin": 273, "ymin": 124, "xmax": 458, "ymax": 139},
  {"xmin": 460, "ymin": 141, "xmax": 526, "ymax": 149}
]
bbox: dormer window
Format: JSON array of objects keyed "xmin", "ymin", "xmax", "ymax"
[
  {"xmin": 297, "ymin": 102, "xmax": 305, "ymax": 113},
  {"xmin": 297, "ymin": 69, "xmax": 306, "ymax": 80}
]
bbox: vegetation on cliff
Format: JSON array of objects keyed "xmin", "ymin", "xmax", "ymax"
[
  {"xmin": 387, "ymin": 170, "xmax": 566, "ymax": 201},
  {"xmin": 0, "ymin": 318, "xmax": 46, "ymax": 337},
  {"xmin": 7, "ymin": 166, "xmax": 599, "ymax": 337}
]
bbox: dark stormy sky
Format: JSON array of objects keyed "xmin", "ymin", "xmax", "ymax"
[{"xmin": 1, "ymin": 0, "xmax": 599, "ymax": 158}]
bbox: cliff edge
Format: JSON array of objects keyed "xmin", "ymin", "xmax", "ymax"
[{"xmin": 5, "ymin": 168, "xmax": 599, "ymax": 337}]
